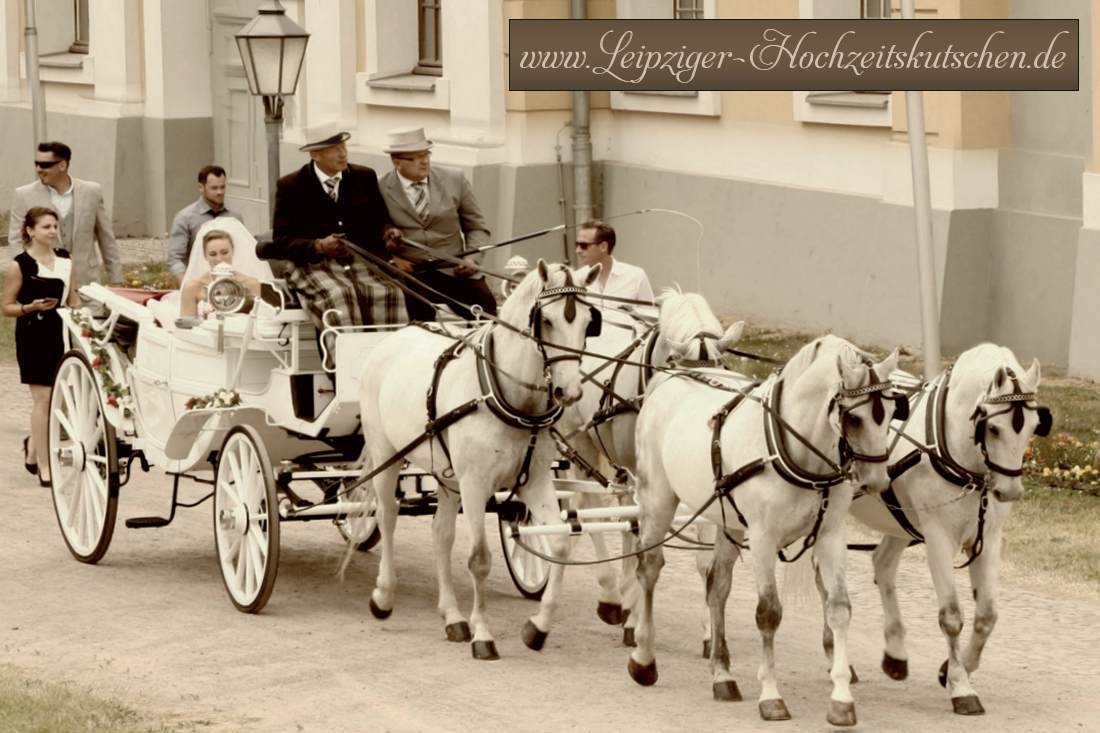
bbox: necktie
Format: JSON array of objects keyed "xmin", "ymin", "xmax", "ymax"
[
  {"xmin": 323, "ymin": 177, "xmax": 338, "ymax": 202},
  {"xmin": 412, "ymin": 181, "xmax": 429, "ymax": 221}
]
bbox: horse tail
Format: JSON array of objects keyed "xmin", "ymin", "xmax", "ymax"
[
  {"xmin": 780, "ymin": 550, "xmax": 818, "ymax": 609},
  {"xmin": 336, "ymin": 447, "xmax": 375, "ymax": 581}
]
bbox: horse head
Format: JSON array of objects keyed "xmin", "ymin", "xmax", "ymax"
[
  {"xmin": 961, "ymin": 349, "xmax": 1046, "ymax": 502},
  {"xmin": 500, "ymin": 260, "xmax": 601, "ymax": 407},
  {"xmin": 827, "ymin": 345, "xmax": 901, "ymax": 495},
  {"xmin": 655, "ymin": 287, "xmax": 745, "ymax": 367}
]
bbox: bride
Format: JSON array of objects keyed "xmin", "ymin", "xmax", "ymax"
[{"xmin": 180, "ymin": 219, "xmax": 274, "ymax": 317}]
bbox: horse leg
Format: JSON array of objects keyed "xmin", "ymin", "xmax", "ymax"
[
  {"xmin": 707, "ymin": 526, "xmax": 742, "ymax": 701},
  {"xmin": 873, "ymin": 535, "xmax": 911, "ymax": 680},
  {"xmin": 368, "ymin": 463, "xmax": 402, "ymax": 619},
  {"xmin": 750, "ymin": 533, "xmax": 790, "ymax": 721},
  {"xmin": 814, "ymin": 560, "xmax": 859, "ymax": 685},
  {"xmin": 814, "ymin": 520, "xmax": 857, "ymax": 726},
  {"xmin": 432, "ymin": 484, "xmax": 469, "ymax": 642},
  {"xmin": 521, "ymin": 477, "xmax": 571, "ymax": 651},
  {"xmin": 580, "ymin": 490, "xmax": 625, "ymax": 625},
  {"xmin": 924, "ymin": 525, "xmax": 983, "ymax": 714},
  {"xmin": 461, "ymin": 485, "xmax": 499, "ymax": 660},
  {"xmin": 696, "ymin": 521, "xmax": 717, "ymax": 658},
  {"xmin": 619, "ymin": 525, "xmax": 641, "ymax": 646},
  {"xmin": 960, "ymin": 525, "xmax": 1004, "ymax": 695},
  {"xmin": 626, "ymin": 488, "xmax": 678, "ymax": 686}
]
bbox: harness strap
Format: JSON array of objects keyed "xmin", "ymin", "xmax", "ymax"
[
  {"xmin": 955, "ymin": 486, "xmax": 990, "ymax": 569},
  {"xmin": 477, "ymin": 327, "xmax": 563, "ymax": 429},
  {"xmin": 550, "ymin": 427, "xmax": 613, "ymax": 489},
  {"xmin": 426, "ymin": 339, "xmax": 465, "ymax": 477},
  {"xmin": 765, "ymin": 378, "xmax": 848, "ymax": 490},
  {"xmin": 339, "ymin": 397, "xmax": 482, "ymax": 496},
  {"xmin": 777, "ymin": 486, "xmax": 831, "ymax": 563},
  {"xmin": 879, "ymin": 485, "xmax": 925, "ymax": 543}
]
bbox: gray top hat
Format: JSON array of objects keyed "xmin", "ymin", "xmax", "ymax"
[
  {"xmin": 383, "ymin": 127, "xmax": 433, "ymax": 154},
  {"xmin": 299, "ymin": 125, "xmax": 351, "ymax": 152}
]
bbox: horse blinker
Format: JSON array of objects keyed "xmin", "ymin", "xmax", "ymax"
[{"xmin": 1036, "ymin": 407, "xmax": 1053, "ymax": 437}]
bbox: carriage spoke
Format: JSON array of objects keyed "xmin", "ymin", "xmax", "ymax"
[
  {"xmin": 86, "ymin": 454, "xmax": 108, "ymax": 465},
  {"xmin": 54, "ymin": 398, "xmax": 78, "ymax": 440},
  {"xmin": 85, "ymin": 467, "xmax": 106, "ymax": 520},
  {"xmin": 54, "ymin": 468, "xmax": 78, "ymax": 497}
]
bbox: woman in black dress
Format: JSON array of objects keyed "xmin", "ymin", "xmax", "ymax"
[{"xmin": 2, "ymin": 207, "xmax": 79, "ymax": 486}]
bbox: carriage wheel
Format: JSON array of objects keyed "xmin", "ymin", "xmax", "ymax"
[
  {"xmin": 498, "ymin": 506, "xmax": 551, "ymax": 600},
  {"xmin": 330, "ymin": 477, "xmax": 381, "ymax": 552},
  {"xmin": 48, "ymin": 351, "xmax": 120, "ymax": 564},
  {"xmin": 213, "ymin": 426, "xmax": 280, "ymax": 614}
]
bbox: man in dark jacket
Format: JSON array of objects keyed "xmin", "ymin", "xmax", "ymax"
[{"xmin": 258, "ymin": 127, "xmax": 407, "ymax": 340}]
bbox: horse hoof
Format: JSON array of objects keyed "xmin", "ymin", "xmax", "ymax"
[
  {"xmin": 952, "ymin": 695, "xmax": 985, "ymax": 716},
  {"xmin": 368, "ymin": 597, "xmax": 392, "ymax": 620},
  {"xmin": 938, "ymin": 659, "xmax": 949, "ymax": 688},
  {"xmin": 849, "ymin": 665, "xmax": 860, "ymax": 684},
  {"xmin": 758, "ymin": 698, "xmax": 791, "ymax": 721},
  {"xmin": 597, "ymin": 601, "xmax": 624, "ymax": 626},
  {"xmin": 622, "ymin": 627, "xmax": 636, "ymax": 647},
  {"xmin": 471, "ymin": 640, "xmax": 500, "ymax": 661},
  {"xmin": 702, "ymin": 639, "xmax": 710, "ymax": 658},
  {"xmin": 445, "ymin": 622, "xmax": 471, "ymax": 643},
  {"xmin": 522, "ymin": 619, "xmax": 548, "ymax": 651},
  {"xmin": 627, "ymin": 657, "xmax": 658, "ymax": 686},
  {"xmin": 882, "ymin": 653, "xmax": 909, "ymax": 681},
  {"xmin": 712, "ymin": 680, "xmax": 742, "ymax": 702},
  {"xmin": 827, "ymin": 700, "xmax": 857, "ymax": 727}
]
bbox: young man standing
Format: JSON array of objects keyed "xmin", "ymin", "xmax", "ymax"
[
  {"xmin": 167, "ymin": 165, "xmax": 242, "ymax": 284},
  {"xmin": 574, "ymin": 220, "xmax": 654, "ymax": 302},
  {"xmin": 7, "ymin": 141, "xmax": 123, "ymax": 288}
]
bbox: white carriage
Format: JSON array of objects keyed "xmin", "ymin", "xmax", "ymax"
[{"xmin": 45, "ymin": 280, "xmax": 459, "ymax": 613}]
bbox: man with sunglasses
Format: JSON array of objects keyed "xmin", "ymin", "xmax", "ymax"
[
  {"xmin": 378, "ymin": 127, "xmax": 496, "ymax": 322},
  {"xmin": 574, "ymin": 220, "xmax": 654, "ymax": 304},
  {"xmin": 7, "ymin": 141, "xmax": 122, "ymax": 288}
]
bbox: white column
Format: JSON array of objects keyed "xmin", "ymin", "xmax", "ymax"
[
  {"xmin": 302, "ymin": 0, "xmax": 356, "ymax": 129},
  {"xmin": 90, "ymin": 0, "xmax": 143, "ymax": 103},
  {"xmin": 443, "ymin": 0, "xmax": 505, "ymax": 144},
  {"xmin": 141, "ymin": 0, "xmax": 211, "ymax": 119},
  {"xmin": 0, "ymin": 0, "xmax": 20, "ymax": 101}
]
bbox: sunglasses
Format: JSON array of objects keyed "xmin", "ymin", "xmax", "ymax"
[
  {"xmin": 575, "ymin": 240, "xmax": 600, "ymax": 250},
  {"xmin": 35, "ymin": 160, "xmax": 61, "ymax": 169}
]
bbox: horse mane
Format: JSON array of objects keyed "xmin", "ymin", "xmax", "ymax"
[
  {"xmin": 655, "ymin": 286, "xmax": 721, "ymax": 344},
  {"xmin": 952, "ymin": 342, "xmax": 1033, "ymax": 391},
  {"xmin": 781, "ymin": 334, "xmax": 865, "ymax": 385},
  {"xmin": 498, "ymin": 262, "xmax": 572, "ymax": 329}
]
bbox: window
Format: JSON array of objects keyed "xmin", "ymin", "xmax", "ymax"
[
  {"xmin": 69, "ymin": 0, "xmax": 89, "ymax": 54},
  {"xmin": 794, "ymin": 0, "xmax": 892, "ymax": 126},
  {"xmin": 416, "ymin": 0, "xmax": 442, "ymax": 76},
  {"xmin": 673, "ymin": 0, "xmax": 704, "ymax": 19},
  {"xmin": 861, "ymin": 0, "xmax": 890, "ymax": 18}
]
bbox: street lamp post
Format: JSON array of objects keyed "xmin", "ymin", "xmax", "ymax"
[{"xmin": 235, "ymin": 0, "xmax": 309, "ymax": 227}]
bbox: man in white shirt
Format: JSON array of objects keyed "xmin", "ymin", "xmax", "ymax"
[{"xmin": 573, "ymin": 220, "xmax": 654, "ymax": 303}]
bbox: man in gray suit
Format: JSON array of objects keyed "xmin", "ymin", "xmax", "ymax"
[
  {"xmin": 7, "ymin": 141, "xmax": 123, "ymax": 288},
  {"xmin": 379, "ymin": 127, "xmax": 497, "ymax": 321}
]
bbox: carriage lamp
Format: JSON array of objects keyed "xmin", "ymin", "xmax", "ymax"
[
  {"xmin": 235, "ymin": 0, "xmax": 310, "ymax": 225},
  {"xmin": 207, "ymin": 265, "xmax": 249, "ymax": 315}
]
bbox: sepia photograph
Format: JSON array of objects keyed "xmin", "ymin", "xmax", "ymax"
[{"xmin": 0, "ymin": 1, "xmax": 1095, "ymax": 731}]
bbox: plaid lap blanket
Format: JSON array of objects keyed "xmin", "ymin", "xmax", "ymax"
[{"xmin": 287, "ymin": 259, "xmax": 408, "ymax": 353}]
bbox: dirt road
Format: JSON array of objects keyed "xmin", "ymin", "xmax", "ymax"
[{"xmin": 1, "ymin": 366, "xmax": 1097, "ymax": 732}]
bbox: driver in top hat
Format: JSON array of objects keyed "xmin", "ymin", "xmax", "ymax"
[
  {"xmin": 258, "ymin": 126, "xmax": 407, "ymax": 352},
  {"xmin": 378, "ymin": 127, "xmax": 497, "ymax": 322}
]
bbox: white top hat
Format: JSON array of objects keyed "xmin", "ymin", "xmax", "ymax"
[
  {"xmin": 383, "ymin": 126, "xmax": 433, "ymax": 154},
  {"xmin": 299, "ymin": 125, "xmax": 351, "ymax": 152}
]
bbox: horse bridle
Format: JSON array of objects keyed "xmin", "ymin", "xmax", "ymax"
[
  {"xmin": 833, "ymin": 366, "xmax": 909, "ymax": 467},
  {"xmin": 970, "ymin": 367, "xmax": 1052, "ymax": 478},
  {"xmin": 668, "ymin": 330, "xmax": 725, "ymax": 369}
]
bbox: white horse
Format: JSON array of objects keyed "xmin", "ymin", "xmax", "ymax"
[
  {"xmin": 355, "ymin": 260, "xmax": 599, "ymax": 659},
  {"xmin": 630, "ymin": 335, "xmax": 899, "ymax": 726},
  {"xmin": 846, "ymin": 343, "xmax": 1049, "ymax": 715},
  {"xmin": 559, "ymin": 287, "xmax": 744, "ymax": 628}
]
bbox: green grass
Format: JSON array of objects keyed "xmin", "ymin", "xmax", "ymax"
[{"xmin": 0, "ymin": 665, "xmax": 198, "ymax": 733}]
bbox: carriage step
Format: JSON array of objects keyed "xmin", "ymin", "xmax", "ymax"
[{"xmin": 125, "ymin": 516, "xmax": 172, "ymax": 529}]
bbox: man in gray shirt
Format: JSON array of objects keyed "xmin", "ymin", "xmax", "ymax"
[{"xmin": 167, "ymin": 165, "xmax": 242, "ymax": 284}]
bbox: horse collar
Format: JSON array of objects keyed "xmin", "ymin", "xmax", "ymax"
[
  {"xmin": 476, "ymin": 326, "xmax": 564, "ymax": 430},
  {"xmin": 763, "ymin": 377, "xmax": 848, "ymax": 490}
]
